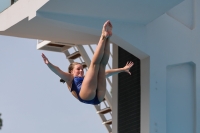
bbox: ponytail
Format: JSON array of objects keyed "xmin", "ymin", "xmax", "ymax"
[{"xmin": 60, "ymin": 79, "xmax": 65, "ymax": 83}]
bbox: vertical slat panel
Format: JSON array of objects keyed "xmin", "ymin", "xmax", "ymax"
[{"xmin": 118, "ymin": 46, "xmax": 141, "ymax": 133}]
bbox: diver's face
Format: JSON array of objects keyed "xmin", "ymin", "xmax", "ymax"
[{"xmin": 71, "ymin": 64, "xmax": 84, "ymax": 77}]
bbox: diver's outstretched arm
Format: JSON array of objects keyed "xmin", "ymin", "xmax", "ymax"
[
  {"xmin": 41, "ymin": 53, "xmax": 72, "ymax": 82},
  {"xmin": 105, "ymin": 61, "xmax": 134, "ymax": 77}
]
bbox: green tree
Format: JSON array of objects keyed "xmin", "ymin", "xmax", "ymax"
[{"xmin": 0, "ymin": 113, "xmax": 2, "ymax": 130}]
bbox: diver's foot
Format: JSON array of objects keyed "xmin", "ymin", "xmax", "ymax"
[{"xmin": 102, "ymin": 20, "xmax": 112, "ymax": 38}]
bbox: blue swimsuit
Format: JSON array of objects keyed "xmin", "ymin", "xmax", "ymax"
[{"xmin": 70, "ymin": 77, "xmax": 101, "ymax": 105}]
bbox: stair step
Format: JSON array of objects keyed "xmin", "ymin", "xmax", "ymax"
[
  {"xmin": 102, "ymin": 119, "xmax": 112, "ymax": 125},
  {"xmin": 96, "ymin": 107, "xmax": 111, "ymax": 114},
  {"xmin": 67, "ymin": 51, "xmax": 81, "ymax": 59},
  {"xmin": 47, "ymin": 43, "xmax": 65, "ymax": 47},
  {"xmin": 81, "ymin": 62, "xmax": 87, "ymax": 68}
]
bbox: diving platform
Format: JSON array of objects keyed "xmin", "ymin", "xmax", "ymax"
[{"xmin": 0, "ymin": 0, "xmax": 183, "ymax": 45}]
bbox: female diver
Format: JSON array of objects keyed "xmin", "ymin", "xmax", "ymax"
[{"xmin": 41, "ymin": 20, "xmax": 134, "ymax": 105}]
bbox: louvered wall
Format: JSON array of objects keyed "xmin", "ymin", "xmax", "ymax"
[{"xmin": 118, "ymin": 46, "xmax": 141, "ymax": 133}]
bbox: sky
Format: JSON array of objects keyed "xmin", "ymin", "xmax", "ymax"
[{"xmin": 0, "ymin": 35, "xmax": 108, "ymax": 133}]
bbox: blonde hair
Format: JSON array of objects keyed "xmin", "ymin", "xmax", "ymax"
[
  {"xmin": 68, "ymin": 62, "xmax": 81, "ymax": 73},
  {"xmin": 60, "ymin": 62, "xmax": 81, "ymax": 83}
]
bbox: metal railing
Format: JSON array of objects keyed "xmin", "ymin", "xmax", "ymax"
[
  {"xmin": 0, "ymin": 0, "xmax": 18, "ymax": 13},
  {"xmin": 11, "ymin": 0, "xmax": 18, "ymax": 5}
]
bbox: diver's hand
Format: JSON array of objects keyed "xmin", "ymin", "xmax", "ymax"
[
  {"xmin": 123, "ymin": 61, "xmax": 134, "ymax": 75},
  {"xmin": 41, "ymin": 53, "xmax": 50, "ymax": 64}
]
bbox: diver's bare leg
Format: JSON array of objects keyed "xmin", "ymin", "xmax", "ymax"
[
  {"xmin": 79, "ymin": 21, "xmax": 112, "ymax": 100},
  {"xmin": 96, "ymin": 38, "xmax": 110, "ymax": 102}
]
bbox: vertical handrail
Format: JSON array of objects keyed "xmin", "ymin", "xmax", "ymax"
[
  {"xmin": 63, "ymin": 45, "xmax": 112, "ymax": 132},
  {"xmin": 76, "ymin": 45, "xmax": 112, "ymax": 132}
]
